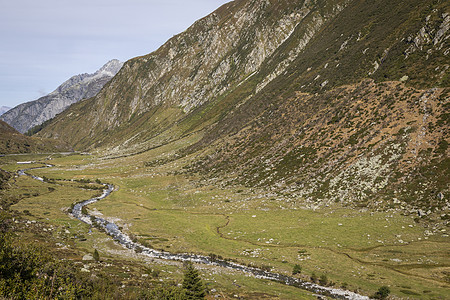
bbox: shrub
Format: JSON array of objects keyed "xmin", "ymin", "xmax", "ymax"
[
  {"xmin": 151, "ymin": 269, "xmax": 160, "ymax": 278},
  {"xmin": 319, "ymin": 274, "xmax": 328, "ymax": 286},
  {"xmin": 81, "ymin": 206, "xmax": 88, "ymax": 215},
  {"xmin": 93, "ymin": 249, "xmax": 100, "ymax": 262},
  {"xmin": 374, "ymin": 286, "xmax": 390, "ymax": 299},
  {"xmin": 292, "ymin": 264, "xmax": 302, "ymax": 275},
  {"xmin": 261, "ymin": 264, "xmax": 272, "ymax": 272}
]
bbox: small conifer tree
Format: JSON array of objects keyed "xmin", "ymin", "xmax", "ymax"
[{"xmin": 182, "ymin": 262, "xmax": 205, "ymax": 299}]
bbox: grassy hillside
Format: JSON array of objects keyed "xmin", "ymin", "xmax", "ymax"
[
  {"xmin": 0, "ymin": 120, "xmax": 71, "ymax": 154},
  {"xmin": 188, "ymin": 81, "xmax": 449, "ymax": 213},
  {"xmin": 182, "ymin": 0, "xmax": 449, "ymax": 214}
]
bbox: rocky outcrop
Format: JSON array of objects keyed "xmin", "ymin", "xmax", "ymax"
[{"xmin": 0, "ymin": 59, "xmax": 123, "ymax": 133}]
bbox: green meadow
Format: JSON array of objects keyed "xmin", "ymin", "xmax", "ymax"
[{"xmin": 2, "ymin": 151, "xmax": 448, "ymax": 299}]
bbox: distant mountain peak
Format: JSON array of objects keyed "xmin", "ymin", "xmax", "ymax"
[
  {"xmin": 95, "ymin": 59, "xmax": 123, "ymax": 77},
  {"xmin": 0, "ymin": 59, "xmax": 123, "ymax": 133},
  {"xmin": 51, "ymin": 59, "xmax": 123, "ymax": 96}
]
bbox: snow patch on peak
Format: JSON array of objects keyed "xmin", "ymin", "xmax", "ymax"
[{"xmin": 95, "ymin": 59, "xmax": 124, "ymax": 77}]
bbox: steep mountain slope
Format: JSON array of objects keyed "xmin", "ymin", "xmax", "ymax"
[
  {"xmin": 0, "ymin": 120, "xmax": 70, "ymax": 154},
  {"xmin": 38, "ymin": 0, "xmax": 351, "ymax": 149},
  {"xmin": 191, "ymin": 81, "xmax": 449, "ymax": 214},
  {"xmin": 39, "ymin": 0, "xmax": 448, "ymax": 214},
  {"xmin": 0, "ymin": 59, "xmax": 123, "ymax": 133},
  {"xmin": 186, "ymin": 0, "xmax": 450, "ymax": 214}
]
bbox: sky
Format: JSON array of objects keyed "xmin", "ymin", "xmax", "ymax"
[{"xmin": 0, "ymin": 0, "xmax": 230, "ymax": 108}]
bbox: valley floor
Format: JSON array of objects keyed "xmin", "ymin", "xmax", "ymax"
[{"xmin": 1, "ymin": 151, "xmax": 449, "ymax": 299}]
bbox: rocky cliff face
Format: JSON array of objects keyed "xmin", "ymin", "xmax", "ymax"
[
  {"xmin": 38, "ymin": 0, "xmax": 448, "ymax": 213},
  {"xmin": 0, "ymin": 59, "xmax": 123, "ymax": 133}
]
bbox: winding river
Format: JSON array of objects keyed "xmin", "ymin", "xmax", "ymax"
[{"xmin": 19, "ymin": 163, "xmax": 369, "ymax": 300}]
